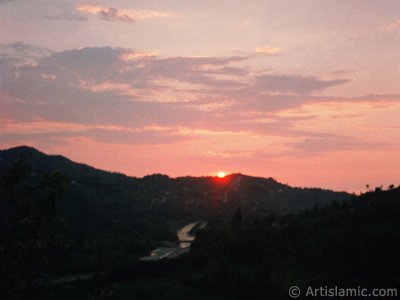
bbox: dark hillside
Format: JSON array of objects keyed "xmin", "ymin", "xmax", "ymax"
[{"xmin": 0, "ymin": 146, "xmax": 350, "ymax": 273}]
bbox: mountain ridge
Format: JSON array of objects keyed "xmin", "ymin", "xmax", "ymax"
[
  {"xmin": 0, "ymin": 145, "xmax": 351, "ymax": 219},
  {"xmin": 0, "ymin": 145, "xmax": 356, "ymax": 295},
  {"xmin": 0, "ymin": 145, "xmax": 351, "ymax": 263},
  {"xmin": 0, "ymin": 145, "xmax": 348, "ymax": 193}
]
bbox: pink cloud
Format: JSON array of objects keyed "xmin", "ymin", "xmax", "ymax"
[
  {"xmin": 255, "ymin": 45, "xmax": 282, "ymax": 55},
  {"xmin": 386, "ymin": 19, "xmax": 400, "ymax": 31},
  {"xmin": 75, "ymin": 4, "xmax": 170, "ymax": 23},
  {"xmin": 2, "ymin": 46, "xmax": 400, "ymax": 192}
]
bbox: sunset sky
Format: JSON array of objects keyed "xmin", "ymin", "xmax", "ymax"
[{"xmin": 1, "ymin": 0, "xmax": 399, "ymax": 192}]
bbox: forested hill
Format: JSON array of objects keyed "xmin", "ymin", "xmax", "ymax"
[
  {"xmin": 188, "ymin": 186, "xmax": 400, "ymax": 299},
  {"xmin": 1, "ymin": 145, "xmax": 381, "ymax": 300},
  {"xmin": 0, "ymin": 145, "xmax": 350, "ymax": 219},
  {"xmin": 0, "ymin": 145, "xmax": 350, "ymax": 274}
]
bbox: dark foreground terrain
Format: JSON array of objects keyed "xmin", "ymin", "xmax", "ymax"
[{"xmin": 1, "ymin": 146, "xmax": 399, "ymax": 299}]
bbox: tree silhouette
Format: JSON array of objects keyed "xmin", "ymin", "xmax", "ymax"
[{"xmin": 0, "ymin": 154, "xmax": 68, "ymax": 299}]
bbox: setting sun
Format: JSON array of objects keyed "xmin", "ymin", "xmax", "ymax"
[{"xmin": 217, "ymin": 171, "xmax": 226, "ymax": 178}]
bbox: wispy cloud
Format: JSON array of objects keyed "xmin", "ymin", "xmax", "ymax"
[
  {"xmin": 386, "ymin": 19, "xmax": 400, "ymax": 31},
  {"xmin": 45, "ymin": 13, "xmax": 87, "ymax": 21},
  {"xmin": 0, "ymin": 46, "xmax": 351, "ymax": 128},
  {"xmin": 287, "ymin": 136, "xmax": 381, "ymax": 154},
  {"xmin": 76, "ymin": 5, "xmax": 135, "ymax": 23},
  {"xmin": 120, "ymin": 50, "xmax": 159, "ymax": 61},
  {"xmin": 255, "ymin": 45, "xmax": 282, "ymax": 55},
  {"xmin": 254, "ymin": 74, "xmax": 348, "ymax": 95},
  {"xmin": 99, "ymin": 7, "xmax": 135, "ymax": 23},
  {"xmin": 75, "ymin": 4, "xmax": 170, "ymax": 23},
  {"xmin": 0, "ymin": 42, "xmax": 53, "ymax": 65},
  {"xmin": 6, "ymin": 46, "xmax": 399, "ymax": 155}
]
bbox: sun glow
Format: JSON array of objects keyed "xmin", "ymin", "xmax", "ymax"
[{"xmin": 217, "ymin": 171, "xmax": 226, "ymax": 178}]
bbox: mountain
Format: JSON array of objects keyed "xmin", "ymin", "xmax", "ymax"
[
  {"xmin": 0, "ymin": 145, "xmax": 350, "ymax": 215},
  {"xmin": 10, "ymin": 146, "xmax": 399, "ymax": 300},
  {"xmin": 0, "ymin": 146, "xmax": 350, "ymax": 269}
]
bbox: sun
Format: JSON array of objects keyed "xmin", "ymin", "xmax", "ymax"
[{"xmin": 217, "ymin": 171, "xmax": 226, "ymax": 178}]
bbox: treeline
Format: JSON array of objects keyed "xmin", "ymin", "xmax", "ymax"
[
  {"xmin": 0, "ymin": 153, "xmax": 69, "ymax": 299},
  {"xmin": 188, "ymin": 187, "xmax": 400, "ymax": 299}
]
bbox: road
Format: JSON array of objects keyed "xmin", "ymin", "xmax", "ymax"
[{"xmin": 140, "ymin": 221, "xmax": 205, "ymax": 261}]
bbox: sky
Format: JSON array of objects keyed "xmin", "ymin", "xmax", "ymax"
[{"xmin": 1, "ymin": 0, "xmax": 400, "ymax": 192}]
